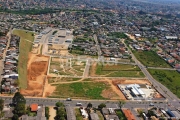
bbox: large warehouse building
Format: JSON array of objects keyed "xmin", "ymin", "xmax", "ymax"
[{"xmin": 126, "ymin": 84, "xmax": 145, "ymax": 97}]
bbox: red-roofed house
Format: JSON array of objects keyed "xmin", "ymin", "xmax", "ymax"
[
  {"xmin": 122, "ymin": 109, "xmax": 135, "ymax": 120},
  {"xmin": 30, "ymin": 103, "xmax": 38, "ymax": 112}
]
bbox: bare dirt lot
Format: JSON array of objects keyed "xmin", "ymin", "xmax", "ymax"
[{"xmin": 20, "ymin": 53, "xmax": 55, "ymax": 97}]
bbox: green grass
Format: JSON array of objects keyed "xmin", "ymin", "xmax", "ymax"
[
  {"xmin": 13, "ymin": 29, "xmax": 35, "ymax": 89},
  {"xmin": 148, "ymin": 69, "xmax": 180, "ymax": 98},
  {"xmin": 94, "ymin": 63, "xmax": 144, "ymax": 77},
  {"xmin": 51, "ymin": 82, "xmax": 109, "ymax": 99},
  {"xmin": 97, "ymin": 111, "xmax": 104, "ymax": 120},
  {"xmin": 115, "ymin": 110, "xmax": 127, "ymax": 120},
  {"xmin": 75, "ymin": 108, "xmax": 83, "ymax": 120},
  {"xmin": 133, "ymin": 51, "xmax": 171, "ymax": 68}
]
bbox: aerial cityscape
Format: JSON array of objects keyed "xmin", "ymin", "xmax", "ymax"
[{"xmin": 0, "ymin": 0, "xmax": 180, "ymax": 120}]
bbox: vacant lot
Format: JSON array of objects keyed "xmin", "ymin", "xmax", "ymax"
[
  {"xmin": 13, "ymin": 29, "xmax": 35, "ymax": 88},
  {"xmin": 133, "ymin": 51, "xmax": 171, "ymax": 68},
  {"xmin": 148, "ymin": 69, "xmax": 180, "ymax": 98},
  {"xmin": 49, "ymin": 58, "xmax": 85, "ymax": 76},
  {"xmin": 90, "ymin": 62, "xmax": 144, "ymax": 77},
  {"xmin": 50, "ymin": 82, "xmax": 118, "ymax": 99}
]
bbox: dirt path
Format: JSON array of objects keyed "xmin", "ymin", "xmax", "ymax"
[
  {"xmin": 49, "ymin": 106, "xmax": 56, "ymax": 120},
  {"xmin": 106, "ymin": 79, "xmax": 126, "ymax": 100},
  {"xmin": 90, "ymin": 62, "xmax": 96, "ymax": 76},
  {"xmin": 50, "ymin": 78, "xmax": 85, "ymax": 84}
]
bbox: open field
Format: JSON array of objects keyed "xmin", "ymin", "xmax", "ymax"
[
  {"xmin": 49, "ymin": 81, "xmax": 119, "ymax": 99},
  {"xmin": 133, "ymin": 51, "xmax": 171, "ymax": 68},
  {"xmin": 13, "ymin": 29, "xmax": 35, "ymax": 89},
  {"xmin": 148, "ymin": 69, "xmax": 180, "ymax": 98},
  {"xmin": 47, "ymin": 77, "xmax": 152, "ymax": 100},
  {"xmin": 49, "ymin": 58, "xmax": 86, "ymax": 76},
  {"xmin": 90, "ymin": 62, "xmax": 145, "ymax": 77}
]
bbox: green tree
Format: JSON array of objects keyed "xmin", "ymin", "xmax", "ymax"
[
  {"xmin": 55, "ymin": 102, "xmax": 63, "ymax": 107},
  {"xmin": 118, "ymin": 100, "xmax": 125, "ymax": 109},
  {"xmin": 12, "ymin": 114, "xmax": 19, "ymax": 120},
  {"xmin": 87, "ymin": 102, "xmax": 92, "ymax": 108},
  {"xmin": 0, "ymin": 99, "xmax": 4, "ymax": 111},
  {"xmin": 98, "ymin": 103, "xmax": 106, "ymax": 109},
  {"xmin": 14, "ymin": 103, "xmax": 26, "ymax": 116},
  {"xmin": 13, "ymin": 92, "xmax": 26, "ymax": 105}
]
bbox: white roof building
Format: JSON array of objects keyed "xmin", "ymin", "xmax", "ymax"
[{"xmin": 126, "ymin": 84, "xmax": 145, "ymax": 96}]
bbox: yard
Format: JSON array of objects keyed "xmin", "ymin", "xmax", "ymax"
[
  {"xmin": 13, "ymin": 29, "xmax": 35, "ymax": 89},
  {"xmin": 115, "ymin": 110, "xmax": 127, "ymax": 120},
  {"xmin": 75, "ymin": 108, "xmax": 83, "ymax": 120},
  {"xmin": 148, "ymin": 69, "xmax": 180, "ymax": 98},
  {"xmin": 91, "ymin": 62, "xmax": 145, "ymax": 77},
  {"xmin": 133, "ymin": 51, "xmax": 171, "ymax": 68},
  {"xmin": 50, "ymin": 82, "xmax": 113, "ymax": 99}
]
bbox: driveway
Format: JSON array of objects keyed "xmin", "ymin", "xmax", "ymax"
[{"xmin": 49, "ymin": 106, "xmax": 56, "ymax": 120}]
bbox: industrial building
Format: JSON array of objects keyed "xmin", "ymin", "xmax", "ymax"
[{"xmin": 126, "ymin": 84, "xmax": 145, "ymax": 97}]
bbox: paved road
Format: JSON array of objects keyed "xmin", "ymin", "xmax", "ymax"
[{"xmin": 93, "ymin": 34, "xmax": 102, "ymax": 60}]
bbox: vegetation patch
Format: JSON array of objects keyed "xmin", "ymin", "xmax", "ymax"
[
  {"xmin": 148, "ymin": 69, "xmax": 180, "ymax": 98},
  {"xmin": 92, "ymin": 62, "xmax": 144, "ymax": 77},
  {"xmin": 50, "ymin": 82, "xmax": 110, "ymax": 99},
  {"xmin": 133, "ymin": 51, "xmax": 171, "ymax": 68},
  {"xmin": 13, "ymin": 29, "xmax": 34, "ymax": 89},
  {"xmin": 75, "ymin": 108, "xmax": 83, "ymax": 120},
  {"xmin": 115, "ymin": 110, "xmax": 127, "ymax": 120}
]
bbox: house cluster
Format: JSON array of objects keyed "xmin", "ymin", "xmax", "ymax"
[
  {"xmin": 157, "ymin": 39, "xmax": 180, "ymax": 71},
  {"xmin": 76, "ymin": 106, "xmax": 136, "ymax": 120},
  {"xmin": 98, "ymin": 35, "xmax": 131, "ymax": 58},
  {"xmin": 141, "ymin": 107, "xmax": 180, "ymax": 120},
  {"xmin": 2, "ymin": 103, "xmax": 46, "ymax": 120},
  {"xmin": 129, "ymin": 39, "xmax": 153, "ymax": 51},
  {"xmin": 0, "ymin": 36, "xmax": 8, "ymax": 59},
  {"xmin": 71, "ymin": 38, "xmax": 97, "ymax": 56},
  {"xmin": 1, "ymin": 35, "xmax": 19, "ymax": 94}
]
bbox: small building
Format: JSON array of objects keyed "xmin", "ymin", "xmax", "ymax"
[
  {"xmin": 90, "ymin": 113, "xmax": 100, "ymax": 120},
  {"xmin": 65, "ymin": 106, "xmax": 76, "ymax": 120},
  {"xmin": 165, "ymin": 36, "xmax": 178, "ymax": 40},
  {"xmin": 122, "ymin": 109, "xmax": 135, "ymax": 120},
  {"xmin": 30, "ymin": 103, "xmax": 38, "ymax": 112}
]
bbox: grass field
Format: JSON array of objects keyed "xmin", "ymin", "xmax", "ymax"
[
  {"xmin": 133, "ymin": 51, "xmax": 171, "ymax": 68},
  {"xmin": 93, "ymin": 63, "xmax": 144, "ymax": 77},
  {"xmin": 148, "ymin": 69, "xmax": 180, "ymax": 98},
  {"xmin": 50, "ymin": 82, "xmax": 110, "ymax": 99},
  {"xmin": 13, "ymin": 29, "xmax": 35, "ymax": 89}
]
